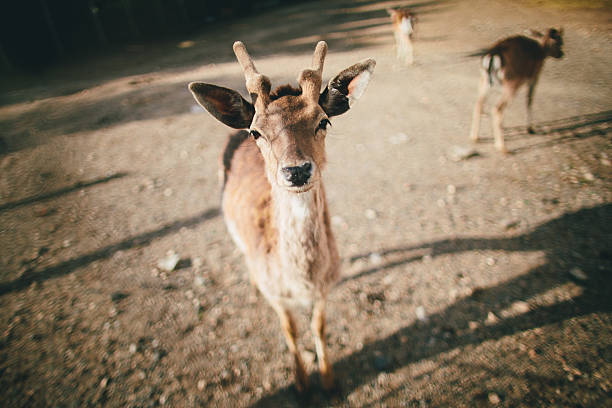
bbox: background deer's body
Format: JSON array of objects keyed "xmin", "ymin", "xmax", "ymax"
[
  {"xmin": 469, "ymin": 28, "xmax": 564, "ymax": 153},
  {"xmin": 388, "ymin": 8, "xmax": 417, "ymax": 65},
  {"xmin": 189, "ymin": 42, "xmax": 375, "ymax": 392}
]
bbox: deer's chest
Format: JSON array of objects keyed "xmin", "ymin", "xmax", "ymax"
[{"xmin": 266, "ymin": 191, "xmax": 333, "ymax": 304}]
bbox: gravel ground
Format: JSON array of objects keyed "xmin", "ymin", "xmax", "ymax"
[{"xmin": 1, "ymin": 0, "xmax": 611, "ymax": 407}]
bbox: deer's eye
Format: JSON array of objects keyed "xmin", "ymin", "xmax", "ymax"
[
  {"xmin": 249, "ymin": 129, "xmax": 261, "ymax": 140},
  {"xmin": 317, "ymin": 118, "xmax": 331, "ymax": 132}
]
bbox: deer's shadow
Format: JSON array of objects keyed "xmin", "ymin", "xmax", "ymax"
[
  {"xmin": 251, "ymin": 203, "xmax": 612, "ymax": 407},
  {"xmin": 476, "ymin": 110, "xmax": 612, "ymax": 154}
]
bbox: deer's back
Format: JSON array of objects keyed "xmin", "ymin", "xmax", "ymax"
[{"xmin": 488, "ymin": 35, "xmax": 545, "ymax": 81}]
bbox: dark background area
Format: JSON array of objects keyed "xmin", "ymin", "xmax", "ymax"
[{"xmin": 0, "ymin": 0, "xmax": 303, "ymax": 72}]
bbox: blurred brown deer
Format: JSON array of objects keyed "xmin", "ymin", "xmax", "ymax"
[
  {"xmin": 469, "ymin": 28, "xmax": 564, "ymax": 153},
  {"xmin": 189, "ymin": 41, "xmax": 375, "ymax": 392},
  {"xmin": 387, "ymin": 8, "xmax": 417, "ymax": 65}
]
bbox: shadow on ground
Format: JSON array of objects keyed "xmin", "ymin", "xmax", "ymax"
[
  {"xmin": 473, "ymin": 110, "xmax": 612, "ymax": 154},
  {"xmin": 251, "ymin": 203, "xmax": 612, "ymax": 406},
  {"xmin": 0, "ymin": 207, "xmax": 220, "ymax": 296}
]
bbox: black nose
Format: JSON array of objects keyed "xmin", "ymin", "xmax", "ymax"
[{"xmin": 282, "ymin": 162, "xmax": 312, "ymax": 187}]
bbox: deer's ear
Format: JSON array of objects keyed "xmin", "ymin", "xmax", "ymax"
[
  {"xmin": 527, "ymin": 29, "xmax": 544, "ymax": 38},
  {"xmin": 188, "ymin": 82, "xmax": 254, "ymax": 129},
  {"xmin": 319, "ymin": 59, "xmax": 376, "ymax": 117}
]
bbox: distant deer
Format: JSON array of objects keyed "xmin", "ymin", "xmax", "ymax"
[
  {"xmin": 387, "ymin": 8, "xmax": 417, "ymax": 65},
  {"xmin": 469, "ymin": 28, "xmax": 564, "ymax": 153},
  {"xmin": 188, "ymin": 41, "xmax": 375, "ymax": 392}
]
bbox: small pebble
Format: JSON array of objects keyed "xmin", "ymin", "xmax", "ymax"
[
  {"xmin": 158, "ymin": 250, "xmax": 180, "ymax": 272},
  {"xmin": 569, "ymin": 267, "xmax": 587, "ymax": 281},
  {"xmin": 364, "ymin": 209, "xmax": 377, "ymax": 220},
  {"xmin": 192, "ymin": 257, "xmax": 203, "ymax": 268},
  {"xmin": 485, "ymin": 311, "xmax": 499, "ymax": 325},
  {"xmin": 194, "ymin": 276, "xmax": 206, "ymax": 287},
  {"xmin": 415, "ymin": 306, "xmax": 427, "ymax": 322},
  {"xmin": 389, "ymin": 132, "xmax": 410, "ymax": 145},
  {"xmin": 368, "ymin": 252, "xmax": 383, "ymax": 265},
  {"xmin": 197, "ymin": 379, "xmax": 206, "ymax": 391},
  {"xmin": 447, "ymin": 145, "xmax": 479, "ymax": 162},
  {"xmin": 331, "ymin": 215, "xmax": 345, "ymax": 226},
  {"xmin": 502, "ymin": 219, "xmax": 520, "ymax": 230},
  {"xmin": 488, "ymin": 392, "xmax": 501, "ymax": 405}
]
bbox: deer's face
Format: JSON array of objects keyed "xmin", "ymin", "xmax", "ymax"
[
  {"xmin": 545, "ymin": 28, "xmax": 564, "ymax": 59},
  {"xmin": 189, "ymin": 41, "xmax": 375, "ymax": 194},
  {"xmin": 388, "ymin": 8, "xmax": 416, "ymax": 36},
  {"xmin": 250, "ymin": 95, "xmax": 329, "ymax": 192}
]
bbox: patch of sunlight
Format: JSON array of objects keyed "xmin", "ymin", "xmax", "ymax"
[
  {"xmin": 527, "ymin": 281, "xmax": 584, "ymax": 309},
  {"xmin": 496, "ymin": 281, "xmax": 583, "ymax": 320}
]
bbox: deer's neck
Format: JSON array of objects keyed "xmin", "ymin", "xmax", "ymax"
[{"xmin": 272, "ymin": 183, "xmax": 329, "ymax": 271}]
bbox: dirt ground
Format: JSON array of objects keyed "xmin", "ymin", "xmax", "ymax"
[{"xmin": 1, "ymin": 0, "xmax": 611, "ymax": 406}]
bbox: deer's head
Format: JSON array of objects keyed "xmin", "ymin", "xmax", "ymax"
[
  {"xmin": 530, "ymin": 27, "xmax": 564, "ymax": 59},
  {"xmin": 387, "ymin": 8, "xmax": 417, "ymax": 35},
  {"xmin": 189, "ymin": 41, "xmax": 375, "ymax": 193}
]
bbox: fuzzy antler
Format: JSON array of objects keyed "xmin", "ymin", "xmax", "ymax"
[
  {"xmin": 233, "ymin": 41, "xmax": 271, "ymax": 110},
  {"xmin": 298, "ymin": 41, "xmax": 328, "ymax": 101}
]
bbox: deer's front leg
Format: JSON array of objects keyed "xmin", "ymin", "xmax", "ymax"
[
  {"xmin": 404, "ymin": 36, "xmax": 414, "ymax": 65},
  {"xmin": 274, "ymin": 305, "xmax": 309, "ymax": 392},
  {"xmin": 526, "ymin": 79, "xmax": 538, "ymax": 134},
  {"xmin": 311, "ymin": 298, "xmax": 335, "ymax": 390},
  {"xmin": 393, "ymin": 31, "xmax": 402, "ymax": 60}
]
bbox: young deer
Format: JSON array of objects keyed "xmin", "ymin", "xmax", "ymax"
[
  {"xmin": 387, "ymin": 8, "xmax": 417, "ymax": 65},
  {"xmin": 469, "ymin": 28, "xmax": 564, "ymax": 153},
  {"xmin": 188, "ymin": 41, "xmax": 375, "ymax": 392}
]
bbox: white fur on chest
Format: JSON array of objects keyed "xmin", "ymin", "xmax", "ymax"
[
  {"xmin": 277, "ymin": 190, "xmax": 323, "ymax": 266},
  {"xmin": 400, "ymin": 17, "xmax": 413, "ymax": 35},
  {"xmin": 274, "ymin": 189, "xmax": 330, "ymax": 305}
]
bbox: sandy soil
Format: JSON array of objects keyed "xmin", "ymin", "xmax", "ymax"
[{"xmin": 1, "ymin": 0, "xmax": 611, "ymax": 406}]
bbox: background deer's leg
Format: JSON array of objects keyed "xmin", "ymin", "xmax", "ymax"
[
  {"xmin": 273, "ymin": 304, "xmax": 309, "ymax": 392},
  {"xmin": 405, "ymin": 37, "xmax": 414, "ymax": 65},
  {"xmin": 311, "ymin": 298, "xmax": 334, "ymax": 390},
  {"xmin": 492, "ymin": 84, "xmax": 517, "ymax": 154},
  {"xmin": 526, "ymin": 79, "xmax": 538, "ymax": 134},
  {"xmin": 470, "ymin": 71, "xmax": 490, "ymax": 142},
  {"xmin": 394, "ymin": 31, "xmax": 402, "ymax": 60}
]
